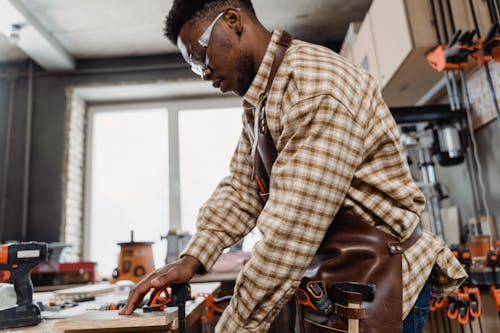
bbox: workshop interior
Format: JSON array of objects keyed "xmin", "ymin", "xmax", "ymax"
[{"xmin": 0, "ymin": 0, "xmax": 499, "ymax": 332}]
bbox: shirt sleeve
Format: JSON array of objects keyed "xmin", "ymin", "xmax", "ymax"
[
  {"xmin": 216, "ymin": 94, "xmax": 365, "ymax": 332},
  {"xmin": 180, "ymin": 124, "xmax": 264, "ymax": 273}
]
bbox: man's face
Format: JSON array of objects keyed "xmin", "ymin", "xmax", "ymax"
[{"xmin": 177, "ymin": 10, "xmax": 255, "ymax": 96}]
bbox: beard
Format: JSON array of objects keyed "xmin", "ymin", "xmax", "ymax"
[{"xmin": 234, "ymin": 53, "xmax": 255, "ymax": 97}]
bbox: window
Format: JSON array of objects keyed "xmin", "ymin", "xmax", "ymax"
[
  {"xmin": 178, "ymin": 108, "xmax": 242, "ymax": 235},
  {"xmin": 87, "ymin": 107, "xmax": 168, "ymax": 278},
  {"xmin": 76, "ymin": 94, "xmax": 255, "ymax": 278}
]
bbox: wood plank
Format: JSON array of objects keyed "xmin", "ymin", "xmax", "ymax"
[{"xmin": 53, "ymin": 309, "xmax": 177, "ymax": 333}]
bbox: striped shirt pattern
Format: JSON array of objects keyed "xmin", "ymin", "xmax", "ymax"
[{"xmin": 182, "ymin": 30, "xmax": 466, "ymax": 332}]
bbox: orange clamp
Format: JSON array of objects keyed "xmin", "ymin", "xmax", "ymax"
[
  {"xmin": 490, "ymin": 285, "xmax": 500, "ymax": 312},
  {"xmin": 143, "ymin": 287, "xmax": 171, "ymax": 312}
]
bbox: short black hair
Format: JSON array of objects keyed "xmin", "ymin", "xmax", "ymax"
[{"xmin": 164, "ymin": 0, "xmax": 257, "ymax": 45}]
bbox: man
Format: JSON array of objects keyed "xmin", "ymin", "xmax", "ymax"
[{"xmin": 120, "ymin": 1, "xmax": 466, "ymax": 332}]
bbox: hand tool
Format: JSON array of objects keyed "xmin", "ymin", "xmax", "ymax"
[
  {"xmin": 168, "ymin": 283, "xmax": 191, "ymax": 333},
  {"xmin": 331, "ymin": 282, "xmax": 376, "ymax": 333},
  {"xmin": 467, "ymin": 287, "xmax": 484, "ymax": 333},
  {"xmin": 143, "ymin": 283, "xmax": 191, "ymax": 333},
  {"xmin": 434, "ymin": 296, "xmax": 452, "ymax": 332},
  {"xmin": 447, "ymin": 294, "xmax": 459, "ymax": 321},
  {"xmin": 486, "ymin": 246, "xmax": 500, "ymax": 318},
  {"xmin": 294, "ymin": 277, "xmax": 333, "ymax": 316},
  {"xmin": 0, "ymin": 241, "xmax": 48, "ymax": 329},
  {"xmin": 457, "ymin": 295, "xmax": 470, "ymax": 329}
]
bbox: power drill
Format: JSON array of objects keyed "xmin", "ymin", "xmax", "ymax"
[{"xmin": 0, "ymin": 241, "xmax": 48, "ymax": 329}]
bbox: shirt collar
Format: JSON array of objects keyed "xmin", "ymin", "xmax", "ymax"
[{"xmin": 243, "ymin": 30, "xmax": 285, "ymax": 108}]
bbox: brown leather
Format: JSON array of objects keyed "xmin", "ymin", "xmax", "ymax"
[
  {"xmin": 301, "ymin": 209, "xmax": 412, "ymax": 333},
  {"xmin": 333, "ymin": 304, "xmax": 367, "ymax": 320},
  {"xmin": 388, "ymin": 225, "xmax": 422, "ymax": 254},
  {"xmin": 245, "ymin": 31, "xmax": 292, "ymax": 202},
  {"xmin": 264, "ymin": 31, "xmax": 292, "ymax": 93}
]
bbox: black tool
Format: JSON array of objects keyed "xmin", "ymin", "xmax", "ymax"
[
  {"xmin": 168, "ymin": 284, "xmax": 191, "ymax": 333},
  {"xmin": 143, "ymin": 283, "xmax": 191, "ymax": 333},
  {"xmin": 294, "ymin": 277, "xmax": 333, "ymax": 316},
  {"xmin": 0, "ymin": 241, "xmax": 48, "ymax": 329}
]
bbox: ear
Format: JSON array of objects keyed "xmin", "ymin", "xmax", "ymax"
[{"xmin": 223, "ymin": 8, "xmax": 243, "ymax": 37}]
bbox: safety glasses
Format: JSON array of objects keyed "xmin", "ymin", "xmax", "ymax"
[{"xmin": 177, "ymin": 12, "xmax": 224, "ymax": 77}]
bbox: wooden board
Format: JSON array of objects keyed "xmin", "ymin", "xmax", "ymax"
[
  {"xmin": 52, "ymin": 297, "xmax": 205, "ymax": 332},
  {"xmin": 53, "ymin": 310, "xmax": 177, "ymax": 333}
]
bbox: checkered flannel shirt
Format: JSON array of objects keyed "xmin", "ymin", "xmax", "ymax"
[{"xmin": 181, "ymin": 30, "xmax": 467, "ymax": 332}]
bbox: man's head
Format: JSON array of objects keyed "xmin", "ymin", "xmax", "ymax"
[{"xmin": 164, "ymin": 0, "xmax": 267, "ymax": 96}]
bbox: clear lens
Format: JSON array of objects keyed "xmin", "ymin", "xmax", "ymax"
[{"xmin": 176, "ymin": 12, "xmax": 224, "ymax": 77}]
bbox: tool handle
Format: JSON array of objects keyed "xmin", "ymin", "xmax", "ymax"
[
  {"xmin": 178, "ymin": 303, "xmax": 186, "ymax": 333},
  {"xmin": 294, "ymin": 277, "xmax": 333, "ymax": 316}
]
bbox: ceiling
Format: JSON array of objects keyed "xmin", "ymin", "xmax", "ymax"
[{"xmin": 0, "ymin": 0, "xmax": 372, "ymax": 63}]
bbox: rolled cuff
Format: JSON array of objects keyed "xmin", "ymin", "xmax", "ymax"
[{"xmin": 180, "ymin": 230, "xmax": 225, "ymax": 274}]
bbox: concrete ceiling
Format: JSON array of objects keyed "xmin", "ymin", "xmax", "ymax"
[{"xmin": 0, "ymin": 0, "xmax": 372, "ymax": 63}]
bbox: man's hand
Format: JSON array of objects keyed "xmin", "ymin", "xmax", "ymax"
[{"xmin": 119, "ymin": 255, "xmax": 201, "ymax": 315}]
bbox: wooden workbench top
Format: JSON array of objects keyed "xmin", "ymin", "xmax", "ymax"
[{"xmin": 1, "ymin": 282, "xmax": 220, "ymax": 333}]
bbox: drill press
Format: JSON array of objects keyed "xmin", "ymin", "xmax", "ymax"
[{"xmin": 0, "ymin": 241, "xmax": 48, "ymax": 329}]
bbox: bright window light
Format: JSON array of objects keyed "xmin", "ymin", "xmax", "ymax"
[
  {"xmin": 178, "ymin": 108, "xmax": 242, "ymax": 235},
  {"xmin": 88, "ymin": 108, "xmax": 168, "ymax": 278}
]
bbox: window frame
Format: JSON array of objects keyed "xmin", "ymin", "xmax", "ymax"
[{"xmin": 82, "ymin": 96, "xmax": 241, "ymax": 261}]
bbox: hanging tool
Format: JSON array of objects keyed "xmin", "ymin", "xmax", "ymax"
[
  {"xmin": 331, "ymin": 282, "xmax": 376, "ymax": 333},
  {"xmin": 457, "ymin": 295, "xmax": 470, "ymax": 328},
  {"xmin": 486, "ymin": 246, "xmax": 500, "ymax": 318},
  {"xmin": 294, "ymin": 277, "xmax": 333, "ymax": 316},
  {"xmin": 467, "ymin": 287, "xmax": 484, "ymax": 333},
  {"xmin": 0, "ymin": 242, "xmax": 48, "ymax": 329},
  {"xmin": 428, "ymin": 0, "xmax": 487, "ymax": 229},
  {"xmin": 434, "ymin": 296, "xmax": 452, "ymax": 332},
  {"xmin": 447, "ymin": 293, "xmax": 459, "ymax": 320}
]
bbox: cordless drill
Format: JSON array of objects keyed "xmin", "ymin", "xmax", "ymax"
[{"xmin": 0, "ymin": 241, "xmax": 48, "ymax": 329}]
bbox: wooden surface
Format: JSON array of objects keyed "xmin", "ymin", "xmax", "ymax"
[
  {"xmin": 54, "ymin": 309, "xmax": 178, "ymax": 332},
  {"xmin": 53, "ymin": 299, "xmax": 203, "ymax": 332},
  {"xmin": 0, "ymin": 282, "xmax": 220, "ymax": 333}
]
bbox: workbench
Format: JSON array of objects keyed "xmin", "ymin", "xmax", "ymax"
[{"xmin": 1, "ymin": 282, "xmax": 220, "ymax": 333}]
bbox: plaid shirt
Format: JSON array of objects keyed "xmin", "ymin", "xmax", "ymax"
[{"xmin": 182, "ymin": 30, "xmax": 466, "ymax": 332}]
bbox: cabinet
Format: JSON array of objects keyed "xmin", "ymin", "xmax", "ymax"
[{"xmin": 347, "ymin": 0, "xmax": 492, "ymax": 106}]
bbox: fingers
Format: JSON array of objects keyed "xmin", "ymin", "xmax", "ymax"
[
  {"xmin": 119, "ymin": 283, "xmax": 149, "ymax": 315},
  {"xmin": 150, "ymin": 270, "xmax": 176, "ymax": 288},
  {"xmin": 118, "ymin": 257, "xmax": 198, "ymax": 315},
  {"xmin": 119, "ymin": 267, "xmax": 173, "ymax": 315}
]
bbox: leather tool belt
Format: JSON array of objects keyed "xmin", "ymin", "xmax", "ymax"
[{"xmin": 297, "ymin": 208, "xmax": 422, "ymax": 333}]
